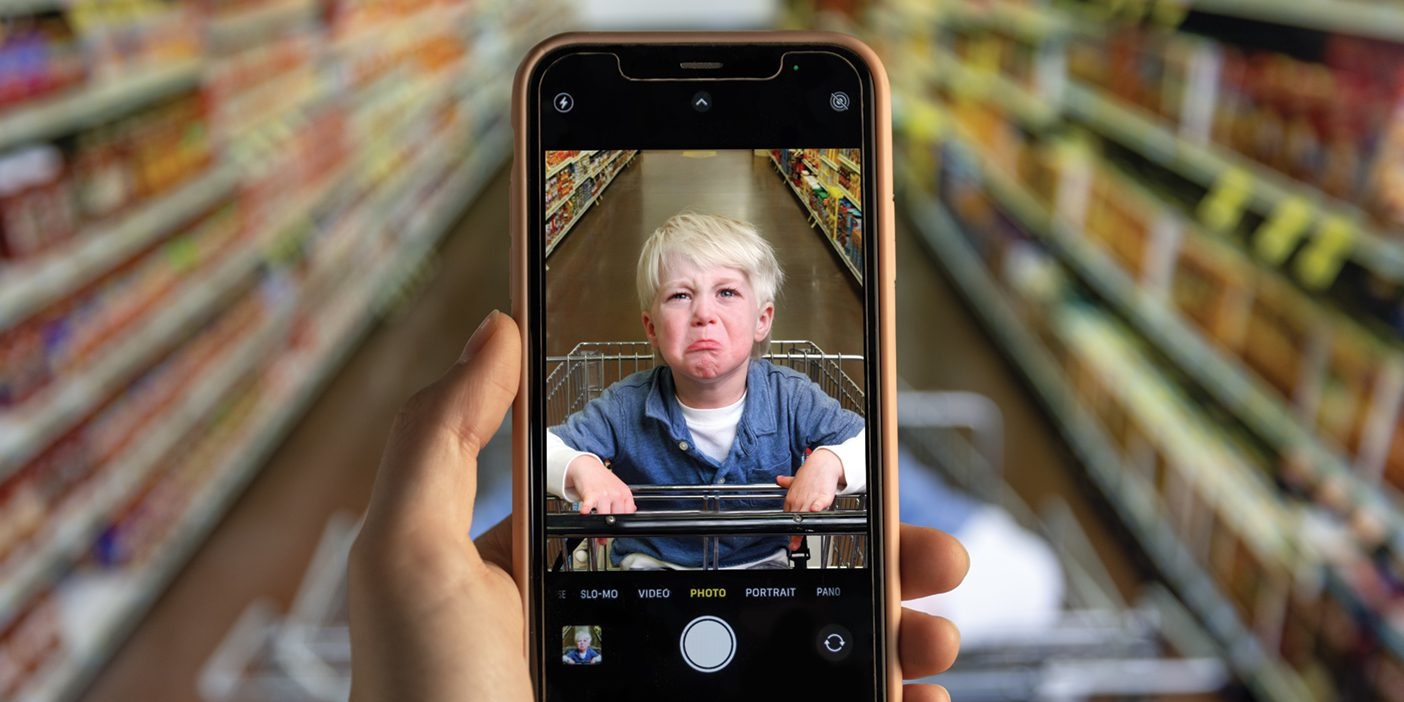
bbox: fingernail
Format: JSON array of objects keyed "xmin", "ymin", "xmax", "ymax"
[{"xmin": 460, "ymin": 310, "xmax": 500, "ymax": 362}]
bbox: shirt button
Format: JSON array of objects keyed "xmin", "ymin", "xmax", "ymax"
[
  {"xmin": 679, "ymin": 441, "xmax": 690, "ymax": 451},
  {"xmin": 719, "ymin": 477, "xmax": 727, "ymax": 484}
]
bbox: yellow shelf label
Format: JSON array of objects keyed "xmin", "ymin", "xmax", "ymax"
[
  {"xmin": 1197, "ymin": 167, "xmax": 1254, "ymax": 233},
  {"xmin": 1295, "ymin": 215, "xmax": 1357, "ymax": 290},
  {"xmin": 1253, "ymin": 196, "xmax": 1314, "ymax": 265}
]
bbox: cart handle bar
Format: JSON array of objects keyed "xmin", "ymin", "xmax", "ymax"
[
  {"xmin": 545, "ymin": 510, "xmax": 867, "ymax": 536},
  {"xmin": 620, "ymin": 484, "xmax": 867, "ymax": 497}
]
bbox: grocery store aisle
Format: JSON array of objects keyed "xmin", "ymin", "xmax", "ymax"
[
  {"xmin": 81, "ymin": 169, "xmax": 515, "ymax": 702},
  {"xmin": 546, "ymin": 150, "xmax": 864, "ymax": 359}
]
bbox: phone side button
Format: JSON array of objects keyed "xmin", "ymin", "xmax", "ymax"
[{"xmin": 679, "ymin": 615, "xmax": 736, "ymax": 673}]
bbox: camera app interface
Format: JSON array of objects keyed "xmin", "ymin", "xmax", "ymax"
[{"xmin": 542, "ymin": 147, "xmax": 873, "ymax": 699}]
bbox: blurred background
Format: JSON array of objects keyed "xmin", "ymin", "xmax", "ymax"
[{"xmin": 1, "ymin": 0, "xmax": 1402, "ymax": 700}]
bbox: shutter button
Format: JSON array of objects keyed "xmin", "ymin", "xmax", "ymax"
[{"xmin": 680, "ymin": 616, "xmax": 736, "ymax": 673}]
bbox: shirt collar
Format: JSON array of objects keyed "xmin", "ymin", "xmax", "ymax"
[{"xmin": 644, "ymin": 361, "xmax": 777, "ymax": 438}]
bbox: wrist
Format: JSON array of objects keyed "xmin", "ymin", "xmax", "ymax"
[
  {"xmin": 565, "ymin": 454, "xmax": 604, "ymax": 490},
  {"xmin": 807, "ymin": 449, "xmax": 846, "ymax": 488}
]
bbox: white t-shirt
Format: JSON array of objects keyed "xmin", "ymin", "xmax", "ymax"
[{"xmin": 676, "ymin": 394, "xmax": 746, "ymax": 463}]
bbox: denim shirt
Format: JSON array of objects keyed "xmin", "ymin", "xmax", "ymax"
[{"xmin": 549, "ymin": 359, "xmax": 865, "ymax": 567}]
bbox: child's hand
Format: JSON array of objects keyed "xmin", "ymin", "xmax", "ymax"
[
  {"xmin": 566, "ymin": 455, "xmax": 637, "ymax": 514},
  {"xmin": 777, "ymin": 448, "xmax": 845, "ymax": 512}
]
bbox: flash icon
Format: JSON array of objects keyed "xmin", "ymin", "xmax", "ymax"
[{"xmin": 553, "ymin": 92, "xmax": 575, "ymax": 113}]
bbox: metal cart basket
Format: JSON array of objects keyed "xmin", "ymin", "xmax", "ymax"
[
  {"xmin": 897, "ymin": 391, "xmax": 1229, "ymax": 700},
  {"xmin": 544, "ymin": 340, "xmax": 869, "ymax": 571}
]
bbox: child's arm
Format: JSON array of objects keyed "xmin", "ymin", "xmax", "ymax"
[
  {"xmin": 819, "ymin": 429, "xmax": 866, "ymax": 494},
  {"xmin": 546, "ymin": 430, "xmax": 593, "ymax": 500},
  {"xmin": 547, "ymin": 431, "xmax": 636, "ymax": 514}
]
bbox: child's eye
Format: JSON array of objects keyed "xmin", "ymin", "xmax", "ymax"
[
  {"xmin": 668, "ymin": 292, "xmax": 691, "ymax": 301},
  {"xmin": 718, "ymin": 288, "xmax": 739, "ymax": 298}
]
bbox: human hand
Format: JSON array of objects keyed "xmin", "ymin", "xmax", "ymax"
[
  {"xmin": 777, "ymin": 447, "xmax": 845, "ymax": 512},
  {"xmin": 349, "ymin": 311, "xmax": 968, "ymax": 701},
  {"xmin": 565, "ymin": 455, "xmax": 637, "ymax": 514},
  {"xmin": 347, "ymin": 311, "xmax": 531, "ymax": 702}
]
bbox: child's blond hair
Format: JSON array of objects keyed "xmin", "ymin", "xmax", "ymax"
[{"xmin": 636, "ymin": 213, "xmax": 784, "ymax": 356}]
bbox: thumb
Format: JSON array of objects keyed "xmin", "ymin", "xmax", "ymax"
[{"xmin": 364, "ymin": 311, "xmax": 521, "ymax": 541}]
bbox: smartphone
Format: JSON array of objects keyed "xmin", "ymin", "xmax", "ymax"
[{"xmin": 511, "ymin": 32, "xmax": 897, "ymax": 701}]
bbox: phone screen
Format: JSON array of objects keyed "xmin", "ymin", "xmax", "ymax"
[{"xmin": 525, "ymin": 44, "xmax": 884, "ymax": 700}]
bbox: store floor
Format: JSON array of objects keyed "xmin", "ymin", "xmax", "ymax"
[{"xmin": 83, "ymin": 162, "xmax": 1152, "ymax": 700}]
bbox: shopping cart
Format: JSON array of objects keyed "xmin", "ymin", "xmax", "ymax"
[
  {"xmin": 544, "ymin": 340, "xmax": 869, "ymax": 571},
  {"xmin": 897, "ymin": 391, "xmax": 1229, "ymax": 701}
]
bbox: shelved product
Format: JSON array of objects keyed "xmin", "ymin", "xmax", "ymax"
[
  {"xmin": 0, "ymin": 1, "xmax": 564, "ymax": 700},
  {"xmin": 861, "ymin": 0, "xmax": 1404, "ymax": 699},
  {"xmin": 770, "ymin": 147, "xmax": 865, "ymax": 281},
  {"xmin": 544, "ymin": 149, "xmax": 637, "ymax": 256}
]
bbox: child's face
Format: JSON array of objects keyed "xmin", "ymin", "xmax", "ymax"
[
  {"xmin": 642, "ymin": 256, "xmax": 773, "ymax": 384},
  {"xmin": 575, "ymin": 637, "xmax": 590, "ymax": 651}
]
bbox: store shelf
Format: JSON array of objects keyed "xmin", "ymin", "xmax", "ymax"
[
  {"xmin": 544, "ymin": 151, "xmax": 627, "ymax": 219},
  {"xmin": 373, "ymin": 124, "xmax": 511, "ymax": 312},
  {"xmin": 770, "ymin": 153, "xmax": 864, "ymax": 283},
  {"xmin": 206, "ymin": 0, "xmax": 320, "ymax": 51},
  {"xmin": 0, "ymin": 166, "xmax": 346, "ymax": 483},
  {"xmin": 941, "ymin": 122, "xmax": 1404, "ymax": 559},
  {"xmin": 0, "ymin": 165, "xmax": 242, "ymax": 330},
  {"xmin": 18, "ymin": 104, "xmax": 511, "ymax": 702},
  {"xmin": 1184, "ymin": 0, "xmax": 1404, "ymax": 44},
  {"xmin": 0, "ymin": 60, "xmax": 204, "ymax": 153},
  {"xmin": 545, "ymin": 151, "xmax": 634, "ymax": 257},
  {"xmin": 546, "ymin": 150, "xmax": 599, "ymax": 178},
  {"xmin": 838, "ymin": 154, "xmax": 861, "ymax": 173},
  {"xmin": 915, "ymin": 47, "xmax": 1058, "ymax": 130},
  {"xmin": 934, "ymin": 0, "xmax": 1079, "ymax": 41},
  {"xmin": 0, "ymin": 304, "xmax": 291, "ymax": 632},
  {"xmin": 333, "ymin": 2, "xmax": 470, "ymax": 58},
  {"xmin": 900, "ymin": 171, "xmax": 1312, "ymax": 702},
  {"xmin": 1062, "ymin": 81, "xmax": 1404, "ymax": 286}
]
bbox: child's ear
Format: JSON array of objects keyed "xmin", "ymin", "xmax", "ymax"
[
  {"xmin": 754, "ymin": 301, "xmax": 774, "ymax": 340},
  {"xmin": 641, "ymin": 310, "xmax": 658, "ymax": 345}
]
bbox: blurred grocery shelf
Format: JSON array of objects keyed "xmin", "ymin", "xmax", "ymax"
[
  {"xmin": 0, "ymin": 0, "xmax": 563, "ymax": 699},
  {"xmin": 1184, "ymin": 0, "xmax": 1404, "ymax": 43},
  {"xmin": 855, "ymin": 0, "xmax": 1404, "ymax": 699}
]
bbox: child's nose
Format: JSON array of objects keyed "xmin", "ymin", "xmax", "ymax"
[{"xmin": 691, "ymin": 299, "xmax": 717, "ymax": 324}]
